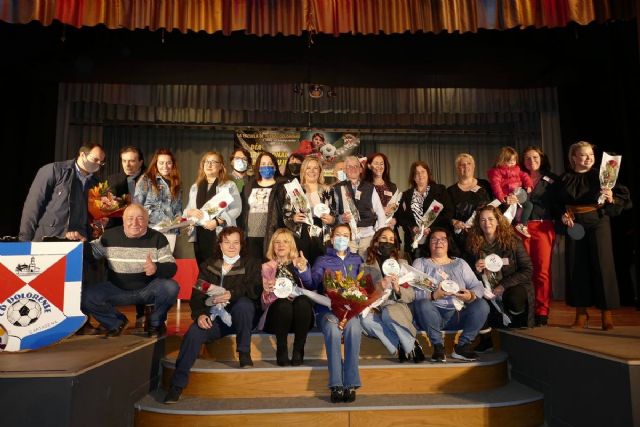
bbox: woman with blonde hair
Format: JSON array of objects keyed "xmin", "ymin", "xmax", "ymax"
[
  {"xmin": 183, "ymin": 151, "xmax": 241, "ymax": 266},
  {"xmin": 447, "ymin": 153, "xmax": 493, "ymax": 250},
  {"xmin": 558, "ymin": 141, "xmax": 631, "ymax": 330},
  {"xmin": 268, "ymin": 156, "xmax": 336, "ymax": 266},
  {"xmin": 259, "ymin": 228, "xmax": 315, "ymax": 366}
]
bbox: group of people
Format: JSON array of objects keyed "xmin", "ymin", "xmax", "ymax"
[{"xmin": 18, "ymin": 139, "xmax": 631, "ymax": 405}]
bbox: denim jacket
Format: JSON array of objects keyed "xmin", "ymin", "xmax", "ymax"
[{"xmin": 134, "ymin": 175, "xmax": 183, "ymax": 233}]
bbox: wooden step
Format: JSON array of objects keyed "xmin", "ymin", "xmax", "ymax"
[
  {"xmin": 135, "ymin": 381, "xmax": 544, "ymax": 427},
  {"xmin": 160, "ymin": 351, "xmax": 509, "ymax": 398},
  {"xmin": 164, "ymin": 331, "xmax": 498, "ymax": 362}
]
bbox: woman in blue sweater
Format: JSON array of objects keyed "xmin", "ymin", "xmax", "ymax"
[{"xmin": 311, "ymin": 224, "xmax": 364, "ymax": 403}]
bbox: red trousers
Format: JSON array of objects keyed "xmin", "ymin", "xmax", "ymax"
[{"xmin": 523, "ymin": 220, "xmax": 556, "ymax": 316}]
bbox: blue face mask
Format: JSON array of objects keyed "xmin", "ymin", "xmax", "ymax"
[
  {"xmin": 336, "ymin": 170, "xmax": 347, "ymax": 182},
  {"xmin": 223, "ymin": 254, "xmax": 240, "ymax": 265},
  {"xmin": 259, "ymin": 166, "xmax": 276, "ymax": 179},
  {"xmin": 333, "ymin": 236, "xmax": 350, "ymax": 252}
]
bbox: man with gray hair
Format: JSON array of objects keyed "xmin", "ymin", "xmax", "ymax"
[
  {"xmin": 334, "ymin": 156, "xmax": 387, "ymax": 257},
  {"xmin": 82, "ymin": 203, "xmax": 179, "ymax": 337}
]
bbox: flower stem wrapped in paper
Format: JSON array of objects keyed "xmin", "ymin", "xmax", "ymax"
[
  {"xmin": 190, "ymin": 187, "xmax": 235, "ymax": 226},
  {"xmin": 411, "ymin": 200, "xmax": 444, "ymax": 249},
  {"xmin": 323, "ymin": 268, "xmax": 383, "ymax": 330},
  {"xmin": 397, "ymin": 263, "xmax": 439, "ymax": 293},
  {"xmin": 340, "ymin": 186, "xmax": 360, "ymax": 243},
  {"xmin": 284, "ymin": 179, "xmax": 314, "ymax": 226},
  {"xmin": 152, "ymin": 215, "xmax": 192, "ymax": 233},
  {"xmin": 598, "ymin": 153, "xmax": 621, "ymax": 205},
  {"xmin": 384, "ymin": 189, "xmax": 402, "ymax": 225},
  {"xmin": 196, "ymin": 279, "xmax": 232, "ymax": 327}
]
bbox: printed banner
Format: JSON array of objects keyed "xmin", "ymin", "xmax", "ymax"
[
  {"xmin": 234, "ymin": 129, "xmax": 360, "ymax": 177},
  {"xmin": 0, "ymin": 242, "xmax": 86, "ymax": 352}
]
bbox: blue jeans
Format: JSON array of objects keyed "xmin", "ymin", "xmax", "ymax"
[
  {"xmin": 360, "ymin": 312, "xmax": 396, "ymax": 354},
  {"xmin": 171, "ymin": 296, "xmax": 255, "ymax": 388},
  {"xmin": 320, "ymin": 312, "xmax": 362, "ymax": 389},
  {"xmin": 413, "ymin": 298, "xmax": 489, "ymax": 346},
  {"xmin": 360, "ymin": 311, "xmax": 415, "ymax": 355},
  {"xmin": 82, "ymin": 277, "xmax": 179, "ymax": 330}
]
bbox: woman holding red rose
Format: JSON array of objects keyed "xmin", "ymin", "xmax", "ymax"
[
  {"xmin": 558, "ymin": 141, "xmax": 631, "ymax": 330},
  {"xmin": 395, "ymin": 160, "xmax": 454, "ymax": 261},
  {"xmin": 184, "ymin": 152, "xmax": 241, "ymax": 266}
]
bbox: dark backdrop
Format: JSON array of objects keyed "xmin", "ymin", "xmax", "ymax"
[{"xmin": 1, "ymin": 19, "xmax": 638, "ymax": 304}]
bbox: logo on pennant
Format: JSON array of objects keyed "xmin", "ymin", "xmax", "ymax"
[{"xmin": 0, "ymin": 242, "xmax": 86, "ymax": 352}]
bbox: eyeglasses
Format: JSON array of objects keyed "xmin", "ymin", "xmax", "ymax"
[
  {"xmin": 430, "ymin": 238, "xmax": 448, "ymax": 244},
  {"xmin": 232, "ymin": 156, "xmax": 248, "ymax": 162},
  {"xmin": 204, "ymin": 160, "xmax": 221, "ymax": 166},
  {"xmin": 86, "ymin": 154, "xmax": 106, "ymax": 166}
]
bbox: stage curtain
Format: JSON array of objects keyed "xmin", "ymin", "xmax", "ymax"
[{"xmin": 0, "ymin": 0, "xmax": 633, "ymax": 35}]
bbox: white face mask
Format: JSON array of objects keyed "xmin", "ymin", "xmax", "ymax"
[
  {"xmin": 336, "ymin": 170, "xmax": 347, "ymax": 182},
  {"xmin": 233, "ymin": 158, "xmax": 248, "ymax": 173},
  {"xmin": 81, "ymin": 154, "xmax": 100, "ymax": 174},
  {"xmin": 223, "ymin": 254, "xmax": 240, "ymax": 265}
]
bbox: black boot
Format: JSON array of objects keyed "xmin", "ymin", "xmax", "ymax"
[{"xmin": 276, "ymin": 337, "xmax": 289, "ymax": 366}]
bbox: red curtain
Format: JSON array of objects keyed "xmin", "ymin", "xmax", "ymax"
[{"xmin": 0, "ymin": 0, "xmax": 633, "ymax": 36}]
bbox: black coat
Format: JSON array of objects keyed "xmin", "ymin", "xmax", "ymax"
[
  {"xmin": 395, "ymin": 184, "xmax": 454, "ymax": 255},
  {"xmin": 189, "ymin": 257, "xmax": 262, "ymax": 321}
]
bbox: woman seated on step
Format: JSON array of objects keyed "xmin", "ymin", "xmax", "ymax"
[
  {"xmin": 464, "ymin": 205, "xmax": 534, "ymax": 352},
  {"xmin": 360, "ymin": 226, "xmax": 425, "ymax": 363},
  {"xmin": 163, "ymin": 226, "xmax": 261, "ymax": 404},
  {"xmin": 311, "ymin": 224, "xmax": 366, "ymax": 403},
  {"xmin": 258, "ymin": 228, "xmax": 316, "ymax": 367},
  {"xmin": 412, "ymin": 227, "xmax": 489, "ymax": 362}
]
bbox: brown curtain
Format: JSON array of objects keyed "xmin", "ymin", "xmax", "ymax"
[{"xmin": 1, "ymin": 0, "xmax": 633, "ymax": 36}]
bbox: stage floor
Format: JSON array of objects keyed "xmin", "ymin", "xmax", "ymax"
[
  {"xmin": 503, "ymin": 326, "xmax": 640, "ymax": 363},
  {"xmin": 0, "ymin": 333, "xmax": 158, "ymax": 377}
]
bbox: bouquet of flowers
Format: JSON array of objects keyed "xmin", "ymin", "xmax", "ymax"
[
  {"xmin": 193, "ymin": 188, "xmax": 234, "ymax": 226},
  {"xmin": 284, "ymin": 179, "xmax": 313, "ymax": 226},
  {"xmin": 88, "ymin": 181, "xmax": 127, "ymax": 220},
  {"xmin": 384, "ymin": 189, "xmax": 402, "ymax": 225},
  {"xmin": 88, "ymin": 181, "xmax": 128, "ymax": 238},
  {"xmin": 411, "ymin": 200, "xmax": 444, "ymax": 249},
  {"xmin": 339, "ymin": 186, "xmax": 360, "ymax": 242},
  {"xmin": 598, "ymin": 153, "xmax": 621, "ymax": 205},
  {"xmin": 323, "ymin": 268, "xmax": 382, "ymax": 330}
]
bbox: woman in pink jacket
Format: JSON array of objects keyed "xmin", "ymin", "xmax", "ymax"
[
  {"xmin": 259, "ymin": 228, "xmax": 316, "ymax": 366},
  {"xmin": 487, "ymin": 147, "xmax": 534, "ymax": 238}
]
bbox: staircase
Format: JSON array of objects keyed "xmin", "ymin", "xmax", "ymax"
[{"xmin": 134, "ymin": 332, "xmax": 544, "ymax": 426}]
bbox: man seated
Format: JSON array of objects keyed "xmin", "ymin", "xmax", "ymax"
[{"xmin": 82, "ymin": 203, "xmax": 179, "ymax": 337}]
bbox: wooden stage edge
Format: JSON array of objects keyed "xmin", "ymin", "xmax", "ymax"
[{"xmin": 0, "ymin": 333, "xmax": 162, "ymax": 378}]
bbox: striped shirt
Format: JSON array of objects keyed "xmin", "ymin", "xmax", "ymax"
[{"xmin": 91, "ymin": 227, "xmax": 177, "ymax": 290}]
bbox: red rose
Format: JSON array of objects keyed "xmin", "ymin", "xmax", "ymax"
[
  {"xmin": 432, "ymin": 205, "xmax": 441, "ymax": 213},
  {"xmin": 219, "ymin": 201, "xmax": 228, "ymax": 208},
  {"xmin": 608, "ymin": 160, "xmax": 617, "ymax": 167}
]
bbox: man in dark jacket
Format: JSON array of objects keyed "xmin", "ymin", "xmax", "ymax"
[
  {"xmin": 82, "ymin": 203, "xmax": 179, "ymax": 337},
  {"xmin": 19, "ymin": 143, "xmax": 106, "ymax": 242},
  {"xmin": 106, "ymin": 145, "xmax": 144, "ymax": 229}
]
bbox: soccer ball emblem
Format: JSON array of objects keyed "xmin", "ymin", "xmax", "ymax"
[
  {"xmin": 6, "ymin": 298, "xmax": 42, "ymax": 327},
  {"xmin": 320, "ymin": 143, "xmax": 337, "ymax": 162}
]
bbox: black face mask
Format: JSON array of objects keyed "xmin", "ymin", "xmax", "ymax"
[
  {"xmin": 377, "ymin": 242, "xmax": 395, "ymax": 258},
  {"xmin": 288, "ymin": 163, "xmax": 301, "ymax": 176}
]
